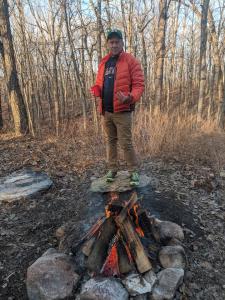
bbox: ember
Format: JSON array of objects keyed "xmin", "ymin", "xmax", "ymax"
[{"xmin": 101, "ymin": 234, "xmax": 120, "ymax": 276}]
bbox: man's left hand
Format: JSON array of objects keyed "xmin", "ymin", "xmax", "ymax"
[{"xmin": 117, "ymin": 91, "xmax": 131, "ymax": 104}]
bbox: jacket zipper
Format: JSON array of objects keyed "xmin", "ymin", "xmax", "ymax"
[
  {"xmin": 113, "ymin": 64, "xmax": 118, "ymax": 113},
  {"xmin": 114, "ymin": 52, "xmax": 122, "ymax": 112}
]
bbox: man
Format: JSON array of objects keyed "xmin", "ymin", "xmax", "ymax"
[{"xmin": 91, "ymin": 29, "xmax": 144, "ymax": 186}]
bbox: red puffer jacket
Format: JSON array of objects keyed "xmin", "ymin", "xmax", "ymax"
[{"xmin": 95, "ymin": 51, "xmax": 145, "ymax": 114}]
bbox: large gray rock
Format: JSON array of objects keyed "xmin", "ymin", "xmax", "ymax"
[
  {"xmin": 151, "ymin": 268, "xmax": 184, "ymax": 300},
  {"xmin": 122, "ymin": 272, "xmax": 156, "ymax": 296},
  {"xmin": 26, "ymin": 249, "xmax": 80, "ymax": 300},
  {"xmin": 159, "ymin": 246, "xmax": 186, "ymax": 269},
  {"xmin": 151, "ymin": 219, "xmax": 184, "ymax": 243},
  {"xmin": 90, "ymin": 171, "xmax": 157, "ymax": 193},
  {"xmin": 79, "ymin": 277, "xmax": 129, "ymax": 300},
  {"xmin": 0, "ymin": 169, "xmax": 53, "ymax": 202}
]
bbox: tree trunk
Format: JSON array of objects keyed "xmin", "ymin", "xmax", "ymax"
[
  {"xmin": 140, "ymin": 30, "xmax": 147, "ymax": 104},
  {"xmin": 167, "ymin": 1, "xmax": 181, "ymax": 111},
  {"xmin": 207, "ymin": 9, "xmax": 225, "ymax": 128},
  {"xmin": 207, "ymin": 64, "xmax": 215, "ymax": 119},
  {"xmin": 0, "ymin": 90, "xmax": 3, "ymax": 129},
  {"xmin": 197, "ymin": 0, "xmax": 210, "ymax": 122},
  {"xmin": 0, "ymin": 0, "xmax": 28, "ymax": 135},
  {"xmin": 97, "ymin": 0, "xmax": 102, "ymax": 64},
  {"xmin": 127, "ymin": 0, "xmax": 134, "ymax": 54},
  {"xmin": 154, "ymin": 0, "xmax": 169, "ymax": 114},
  {"xmin": 63, "ymin": 1, "xmax": 87, "ymax": 129},
  {"xmin": 216, "ymin": 79, "xmax": 225, "ymax": 129},
  {"xmin": 16, "ymin": 0, "xmax": 35, "ymax": 136}
]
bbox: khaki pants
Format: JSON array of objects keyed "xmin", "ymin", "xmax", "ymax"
[{"xmin": 102, "ymin": 111, "xmax": 138, "ymax": 173}]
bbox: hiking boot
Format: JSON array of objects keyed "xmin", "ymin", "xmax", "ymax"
[
  {"xmin": 130, "ymin": 171, "xmax": 140, "ymax": 186},
  {"xmin": 106, "ymin": 170, "xmax": 117, "ymax": 182}
]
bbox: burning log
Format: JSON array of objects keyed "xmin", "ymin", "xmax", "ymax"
[
  {"xmin": 115, "ymin": 192, "xmax": 152, "ymax": 273},
  {"xmin": 116, "ymin": 215, "xmax": 152, "ymax": 273},
  {"xmin": 137, "ymin": 209, "xmax": 152, "ymax": 238},
  {"xmin": 87, "ymin": 217, "xmax": 117, "ymax": 273},
  {"xmin": 71, "ymin": 216, "xmax": 106, "ymax": 254},
  {"xmin": 82, "ymin": 236, "xmax": 96, "ymax": 257},
  {"xmin": 117, "ymin": 238, "xmax": 134, "ymax": 274},
  {"xmin": 106, "ymin": 201, "xmax": 123, "ymax": 215}
]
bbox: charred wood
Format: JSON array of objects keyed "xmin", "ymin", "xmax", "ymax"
[
  {"xmin": 87, "ymin": 217, "xmax": 117, "ymax": 273},
  {"xmin": 116, "ymin": 215, "xmax": 152, "ymax": 273},
  {"xmin": 117, "ymin": 238, "xmax": 134, "ymax": 274},
  {"xmin": 138, "ymin": 209, "xmax": 152, "ymax": 238},
  {"xmin": 82, "ymin": 236, "xmax": 96, "ymax": 257}
]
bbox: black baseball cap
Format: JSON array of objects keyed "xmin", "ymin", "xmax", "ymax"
[{"xmin": 107, "ymin": 29, "xmax": 123, "ymax": 40}]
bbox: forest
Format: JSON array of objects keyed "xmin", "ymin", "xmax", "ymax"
[{"xmin": 0, "ymin": 0, "xmax": 225, "ymax": 299}]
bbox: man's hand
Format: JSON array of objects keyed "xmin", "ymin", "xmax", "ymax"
[
  {"xmin": 90, "ymin": 85, "xmax": 101, "ymax": 97},
  {"xmin": 91, "ymin": 90, "xmax": 100, "ymax": 98},
  {"xmin": 117, "ymin": 91, "xmax": 131, "ymax": 104}
]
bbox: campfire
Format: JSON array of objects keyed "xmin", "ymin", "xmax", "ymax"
[
  {"xmin": 27, "ymin": 186, "xmax": 186, "ymax": 299},
  {"xmin": 73, "ymin": 191, "xmax": 154, "ymax": 277}
]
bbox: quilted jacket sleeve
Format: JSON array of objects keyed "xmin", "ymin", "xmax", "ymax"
[{"xmin": 129, "ymin": 56, "xmax": 145, "ymax": 102}]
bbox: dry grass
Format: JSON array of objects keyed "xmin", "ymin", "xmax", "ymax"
[
  {"xmin": 45, "ymin": 108, "xmax": 225, "ymax": 173},
  {"xmin": 134, "ymin": 108, "xmax": 225, "ymax": 170},
  {"xmin": 41, "ymin": 118, "xmax": 106, "ymax": 172},
  {"xmin": 39, "ymin": 109, "xmax": 225, "ymax": 172},
  {"xmin": 1, "ymin": 109, "xmax": 225, "ymax": 172}
]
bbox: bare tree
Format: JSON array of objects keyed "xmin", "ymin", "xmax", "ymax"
[
  {"xmin": 154, "ymin": 0, "xmax": 169, "ymax": 113},
  {"xmin": 0, "ymin": 0, "xmax": 28, "ymax": 134},
  {"xmin": 62, "ymin": 0, "xmax": 88, "ymax": 129},
  {"xmin": 208, "ymin": 8, "xmax": 225, "ymax": 128},
  {"xmin": 0, "ymin": 88, "xmax": 3, "ymax": 129},
  {"xmin": 0, "ymin": 0, "xmax": 223, "ymax": 134},
  {"xmin": 197, "ymin": 0, "xmax": 210, "ymax": 122}
]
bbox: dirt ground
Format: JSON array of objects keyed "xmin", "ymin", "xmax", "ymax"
[{"xmin": 0, "ymin": 135, "xmax": 225, "ymax": 300}]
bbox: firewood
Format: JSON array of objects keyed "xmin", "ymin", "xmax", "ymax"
[
  {"xmin": 138, "ymin": 209, "xmax": 152, "ymax": 238},
  {"xmin": 116, "ymin": 192, "xmax": 138, "ymax": 223},
  {"xmin": 82, "ymin": 236, "xmax": 96, "ymax": 256},
  {"xmin": 107, "ymin": 201, "xmax": 124, "ymax": 214},
  {"xmin": 117, "ymin": 238, "xmax": 134, "ymax": 274},
  {"xmin": 71, "ymin": 216, "xmax": 106, "ymax": 254},
  {"xmin": 116, "ymin": 215, "xmax": 152, "ymax": 273},
  {"xmin": 87, "ymin": 217, "xmax": 117, "ymax": 273}
]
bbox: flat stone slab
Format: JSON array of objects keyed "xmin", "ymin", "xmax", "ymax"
[
  {"xmin": 0, "ymin": 168, "xmax": 53, "ymax": 202},
  {"xmin": 90, "ymin": 171, "xmax": 155, "ymax": 193}
]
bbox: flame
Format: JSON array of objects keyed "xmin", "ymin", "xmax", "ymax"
[
  {"xmin": 101, "ymin": 243, "xmax": 119, "ymax": 276},
  {"xmin": 133, "ymin": 204, "xmax": 145, "ymax": 237},
  {"xmin": 135, "ymin": 227, "xmax": 144, "ymax": 236}
]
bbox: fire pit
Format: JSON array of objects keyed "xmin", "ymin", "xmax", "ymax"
[
  {"xmin": 27, "ymin": 179, "xmax": 187, "ymax": 300},
  {"xmin": 75, "ymin": 192, "xmax": 152, "ymax": 277}
]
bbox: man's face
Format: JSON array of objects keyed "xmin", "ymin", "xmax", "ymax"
[{"xmin": 107, "ymin": 37, "xmax": 123, "ymax": 56}]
